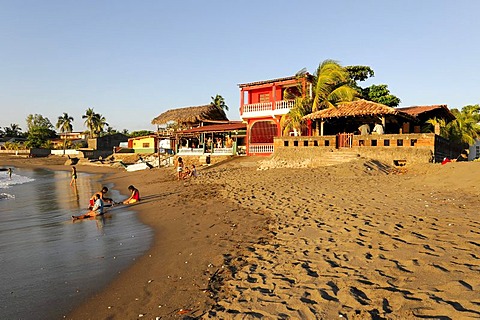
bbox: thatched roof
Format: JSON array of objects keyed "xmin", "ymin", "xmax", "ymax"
[
  {"xmin": 151, "ymin": 105, "xmax": 228, "ymax": 125},
  {"xmin": 304, "ymin": 99, "xmax": 415, "ymax": 121}
]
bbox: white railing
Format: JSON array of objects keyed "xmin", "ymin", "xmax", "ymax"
[
  {"xmin": 249, "ymin": 144, "xmax": 274, "ymax": 154},
  {"xmin": 177, "ymin": 148, "xmax": 204, "ymax": 155},
  {"xmin": 275, "ymin": 100, "xmax": 294, "ymax": 110},
  {"xmin": 213, "ymin": 147, "xmax": 234, "ymax": 154},
  {"xmin": 243, "ymin": 102, "xmax": 273, "ymax": 113}
]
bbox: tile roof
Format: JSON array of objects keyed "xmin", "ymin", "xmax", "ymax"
[
  {"xmin": 238, "ymin": 73, "xmax": 313, "ymax": 88},
  {"xmin": 396, "ymin": 105, "xmax": 455, "ymax": 121},
  {"xmin": 304, "ymin": 99, "xmax": 415, "ymax": 120}
]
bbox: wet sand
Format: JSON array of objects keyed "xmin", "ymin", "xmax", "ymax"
[{"xmin": 1, "ymin": 155, "xmax": 479, "ymax": 319}]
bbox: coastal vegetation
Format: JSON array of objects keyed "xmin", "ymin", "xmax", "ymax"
[
  {"xmin": 56, "ymin": 113, "xmax": 74, "ymax": 153},
  {"xmin": 82, "ymin": 108, "xmax": 109, "ymax": 138},
  {"xmin": 25, "ymin": 114, "xmax": 56, "ymax": 148},
  {"xmin": 281, "ymin": 60, "xmax": 402, "ymax": 136},
  {"xmin": 426, "ymin": 104, "xmax": 480, "ymax": 145},
  {"xmin": 210, "ymin": 94, "xmax": 229, "ymax": 112}
]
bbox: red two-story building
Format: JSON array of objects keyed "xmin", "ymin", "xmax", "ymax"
[{"xmin": 238, "ymin": 74, "xmax": 313, "ymax": 156}]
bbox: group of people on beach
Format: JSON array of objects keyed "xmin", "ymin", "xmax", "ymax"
[
  {"xmin": 72, "ymin": 185, "xmax": 140, "ymax": 221},
  {"xmin": 175, "ymin": 157, "xmax": 198, "ymax": 180}
]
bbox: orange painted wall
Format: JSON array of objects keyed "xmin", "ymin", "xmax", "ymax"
[{"xmin": 247, "ymin": 86, "xmax": 284, "ymax": 104}]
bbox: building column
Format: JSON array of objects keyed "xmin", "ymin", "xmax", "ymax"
[
  {"xmin": 240, "ymin": 89, "xmax": 244, "ymax": 114},
  {"xmin": 271, "ymin": 84, "xmax": 276, "ymax": 110}
]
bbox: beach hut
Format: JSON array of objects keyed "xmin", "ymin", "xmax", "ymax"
[
  {"xmin": 303, "ymin": 99, "xmax": 416, "ymax": 137},
  {"xmin": 151, "ymin": 104, "xmax": 229, "ymax": 130}
]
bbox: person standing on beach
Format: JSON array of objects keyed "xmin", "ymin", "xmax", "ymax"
[
  {"xmin": 175, "ymin": 157, "xmax": 184, "ymax": 180},
  {"xmin": 70, "ymin": 166, "xmax": 77, "ymax": 186}
]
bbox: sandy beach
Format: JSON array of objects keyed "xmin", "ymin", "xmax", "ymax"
[{"xmin": 1, "ymin": 155, "xmax": 479, "ymax": 319}]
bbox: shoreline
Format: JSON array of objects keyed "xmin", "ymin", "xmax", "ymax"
[
  {"xmin": 2, "ymin": 155, "xmax": 480, "ymax": 319},
  {"xmin": 0, "ymin": 155, "xmax": 268, "ymax": 319}
]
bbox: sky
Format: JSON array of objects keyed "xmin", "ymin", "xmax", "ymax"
[{"xmin": 1, "ymin": 0, "xmax": 479, "ymax": 133}]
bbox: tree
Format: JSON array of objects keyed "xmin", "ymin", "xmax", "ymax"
[
  {"xmin": 56, "ymin": 112, "xmax": 74, "ymax": 154},
  {"xmin": 447, "ymin": 105, "xmax": 480, "ymax": 145},
  {"xmin": 312, "ymin": 60, "xmax": 358, "ymax": 112},
  {"xmin": 82, "ymin": 108, "xmax": 97, "ymax": 138},
  {"xmin": 345, "ymin": 65, "xmax": 401, "ymax": 107},
  {"xmin": 280, "ymin": 96, "xmax": 311, "ymax": 136},
  {"xmin": 25, "ymin": 114, "xmax": 56, "ymax": 148},
  {"xmin": 94, "ymin": 114, "xmax": 108, "ymax": 137},
  {"xmin": 82, "ymin": 108, "xmax": 108, "ymax": 138},
  {"xmin": 210, "ymin": 94, "xmax": 229, "ymax": 112},
  {"xmin": 130, "ymin": 130, "xmax": 154, "ymax": 137},
  {"xmin": 3, "ymin": 123, "xmax": 23, "ymax": 137},
  {"xmin": 362, "ymin": 84, "xmax": 401, "ymax": 107},
  {"xmin": 280, "ymin": 79, "xmax": 312, "ymax": 136},
  {"xmin": 426, "ymin": 105, "xmax": 480, "ymax": 145}
]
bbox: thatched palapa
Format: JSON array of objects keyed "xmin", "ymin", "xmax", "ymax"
[
  {"xmin": 304, "ymin": 99, "xmax": 415, "ymax": 121},
  {"xmin": 151, "ymin": 105, "xmax": 228, "ymax": 126}
]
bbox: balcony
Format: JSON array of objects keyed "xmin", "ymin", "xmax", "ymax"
[{"xmin": 241, "ymin": 100, "xmax": 294, "ymax": 119}]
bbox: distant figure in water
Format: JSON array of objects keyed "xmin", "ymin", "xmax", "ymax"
[
  {"xmin": 7, "ymin": 168, "xmax": 12, "ymax": 180},
  {"xmin": 123, "ymin": 185, "xmax": 140, "ymax": 204},
  {"xmin": 70, "ymin": 166, "xmax": 77, "ymax": 186},
  {"xmin": 73, "ymin": 193, "xmax": 104, "ymax": 220}
]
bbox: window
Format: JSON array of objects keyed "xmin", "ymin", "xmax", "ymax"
[
  {"xmin": 284, "ymin": 140, "xmax": 289, "ymax": 147},
  {"xmin": 325, "ymin": 140, "xmax": 330, "ymax": 146},
  {"xmin": 259, "ymin": 93, "xmax": 270, "ymax": 103},
  {"xmin": 397, "ymin": 139, "xmax": 403, "ymax": 146},
  {"xmin": 371, "ymin": 140, "xmax": 377, "ymax": 146},
  {"xmin": 384, "ymin": 139, "xmax": 390, "ymax": 146},
  {"xmin": 410, "ymin": 139, "xmax": 417, "ymax": 146},
  {"xmin": 294, "ymin": 140, "xmax": 298, "ymax": 147},
  {"xmin": 313, "ymin": 140, "xmax": 318, "ymax": 147},
  {"xmin": 303, "ymin": 140, "xmax": 309, "ymax": 147}
]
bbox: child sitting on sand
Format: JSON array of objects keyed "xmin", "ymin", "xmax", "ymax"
[
  {"xmin": 123, "ymin": 185, "xmax": 140, "ymax": 204},
  {"xmin": 73, "ymin": 193, "xmax": 104, "ymax": 220}
]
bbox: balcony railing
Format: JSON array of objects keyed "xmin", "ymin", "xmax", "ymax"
[
  {"xmin": 177, "ymin": 147, "xmax": 235, "ymax": 155},
  {"xmin": 249, "ymin": 143, "xmax": 274, "ymax": 154},
  {"xmin": 242, "ymin": 100, "xmax": 295, "ymax": 115},
  {"xmin": 243, "ymin": 102, "xmax": 272, "ymax": 113},
  {"xmin": 275, "ymin": 100, "xmax": 294, "ymax": 110}
]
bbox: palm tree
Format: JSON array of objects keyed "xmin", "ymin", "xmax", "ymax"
[
  {"xmin": 280, "ymin": 81, "xmax": 312, "ymax": 136},
  {"xmin": 210, "ymin": 94, "xmax": 229, "ymax": 112},
  {"xmin": 312, "ymin": 60, "xmax": 358, "ymax": 112},
  {"xmin": 280, "ymin": 97, "xmax": 311, "ymax": 136},
  {"xmin": 82, "ymin": 108, "xmax": 97, "ymax": 138},
  {"xmin": 56, "ymin": 113, "xmax": 74, "ymax": 154},
  {"xmin": 94, "ymin": 114, "xmax": 108, "ymax": 136},
  {"xmin": 426, "ymin": 105, "xmax": 480, "ymax": 145},
  {"xmin": 4, "ymin": 123, "xmax": 22, "ymax": 137},
  {"xmin": 447, "ymin": 106, "xmax": 480, "ymax": 145}
]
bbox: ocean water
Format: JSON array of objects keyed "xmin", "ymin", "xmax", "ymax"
[{"xmin": 0, "ymin": 167, "xmax": 153, "ymax": 319}]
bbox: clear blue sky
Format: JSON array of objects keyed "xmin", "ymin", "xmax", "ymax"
[{"xmin": 1, "ymin": 0, "xmax": 479, "ymax": 132}]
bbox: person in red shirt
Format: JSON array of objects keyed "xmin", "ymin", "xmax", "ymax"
[{"xmin": 123, "ymin": 185, "xmax": 140, "ymax": 204}]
